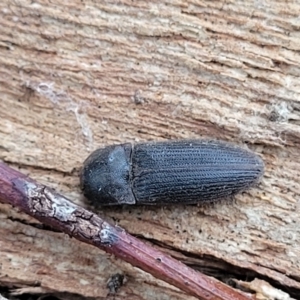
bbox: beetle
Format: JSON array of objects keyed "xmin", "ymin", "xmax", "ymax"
[{"xmin": 80, "ymin": 140, "xmax": 264, "ymax": 206}]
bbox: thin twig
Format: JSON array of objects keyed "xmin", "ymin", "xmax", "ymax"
[{"xmin": 0, "ymin": 162, "xmax": 255, "ymax": 300}]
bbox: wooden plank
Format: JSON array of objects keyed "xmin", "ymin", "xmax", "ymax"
[{"xmin": 0, "ymin": 0, "xmax": 299, "ymax": 299}]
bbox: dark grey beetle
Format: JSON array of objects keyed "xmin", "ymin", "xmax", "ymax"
[{"xmin": 80, "ymin": 140, "xmax": 264, "ymax": 206}]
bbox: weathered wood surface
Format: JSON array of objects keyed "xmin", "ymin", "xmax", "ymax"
[{"xmin": 0, "ymin": 1, "xmax": 299, "ymax": 299}]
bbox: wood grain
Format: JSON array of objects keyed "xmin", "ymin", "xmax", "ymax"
[{"xmin": 0, "ymin": 1, "xmax": 299, "ymax": 299}]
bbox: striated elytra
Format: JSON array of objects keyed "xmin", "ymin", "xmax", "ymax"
[{"xmin": 80, "ymin": 140, "xmax": 264, "ymax": 206}]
